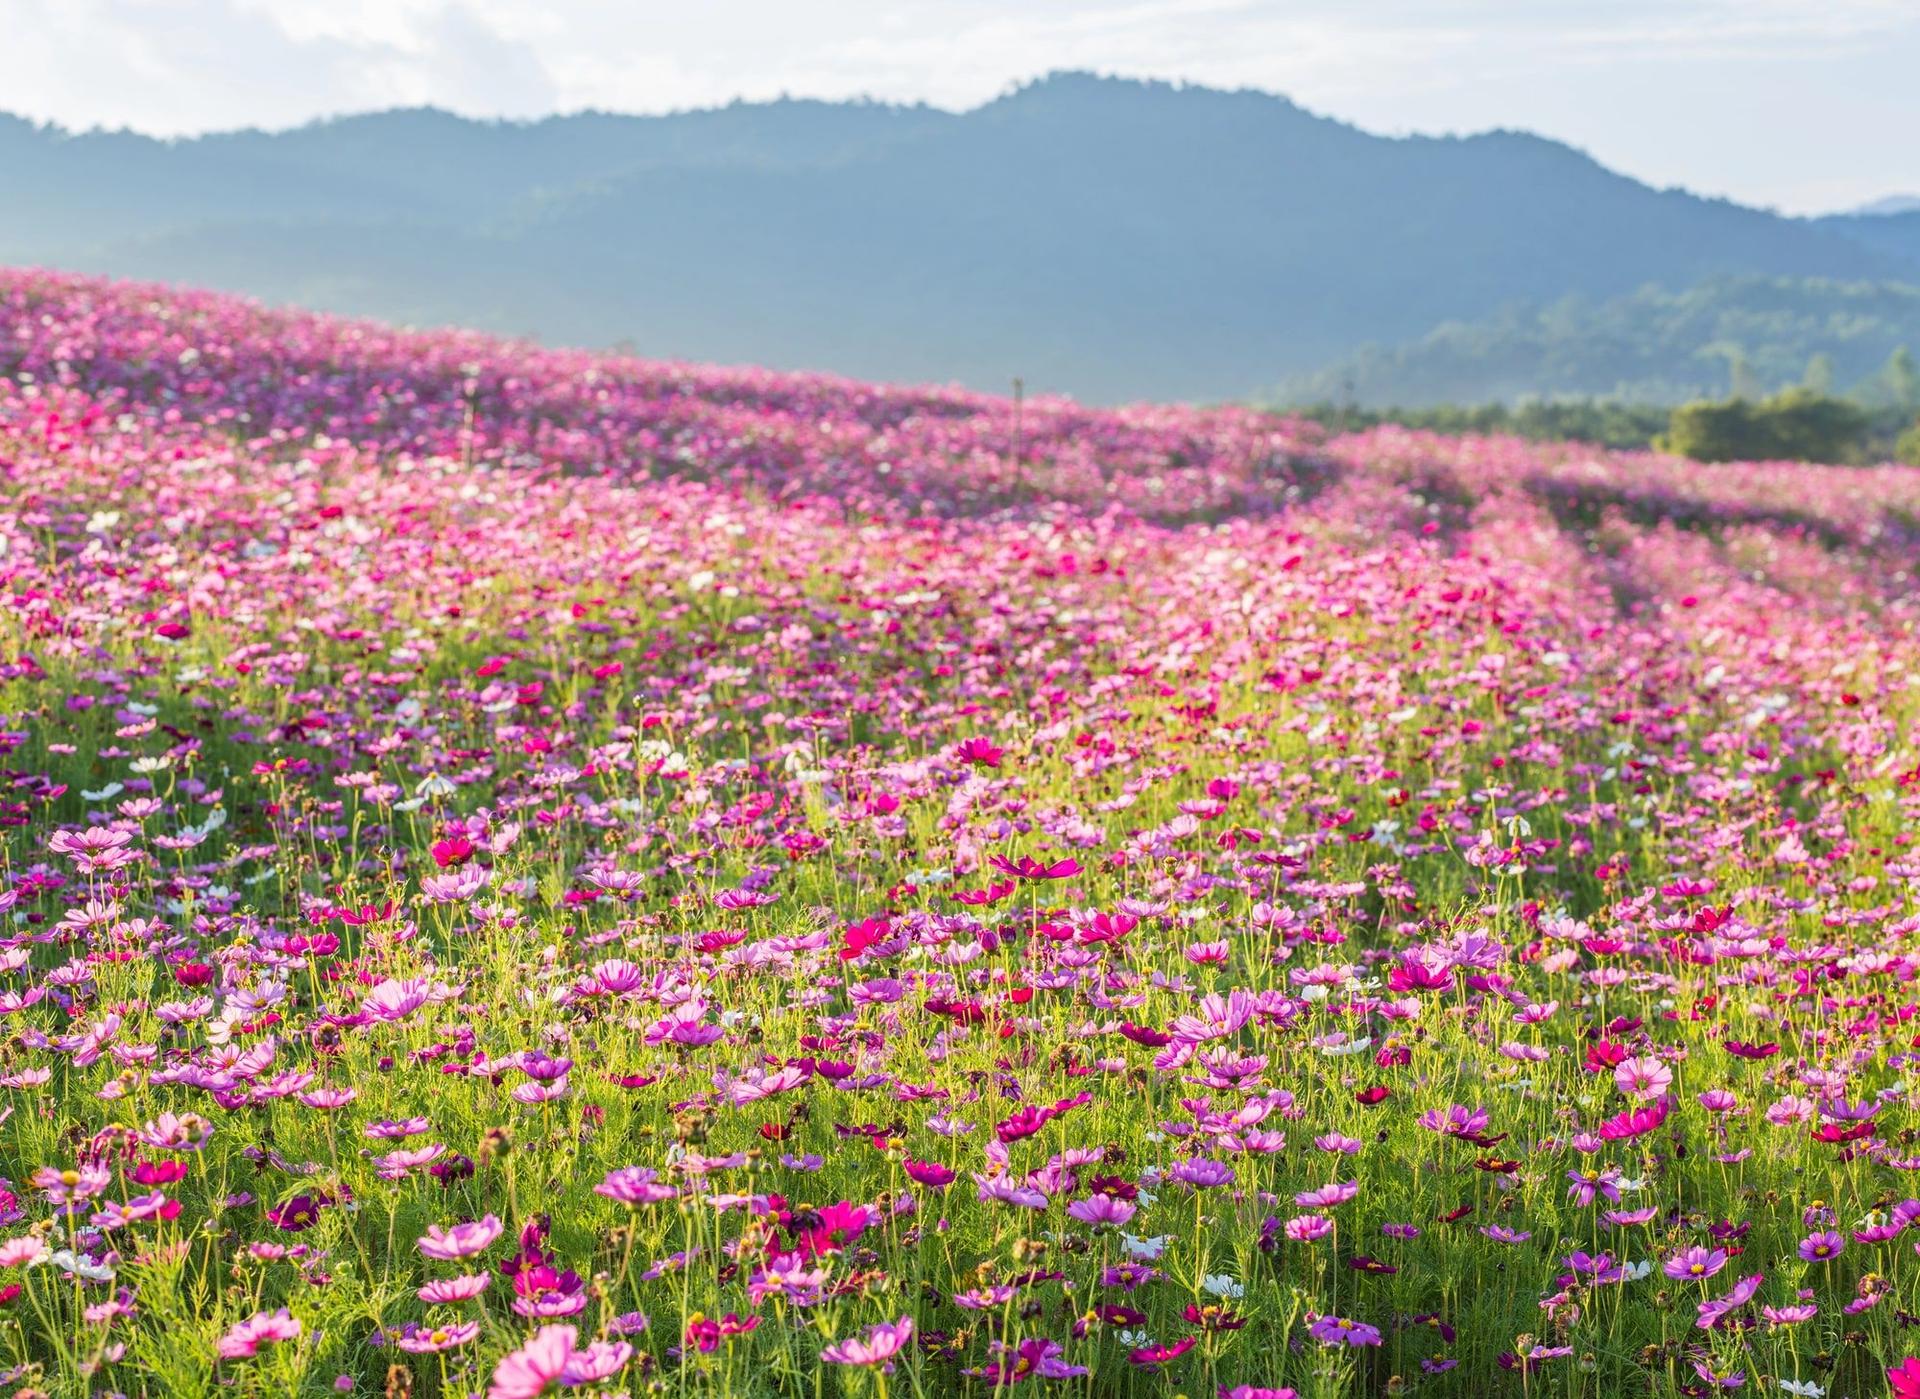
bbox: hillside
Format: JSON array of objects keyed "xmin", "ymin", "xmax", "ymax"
[
  {"xmin": 4, "ymin": 73, "xmax": 1917, "ymax": 402},
  {"xmin": 5, "ymin": 267, "xmax": 1920, "ymax": 1397}
]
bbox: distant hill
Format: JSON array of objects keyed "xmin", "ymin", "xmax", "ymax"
[{"xmin": 4, "ymin": 73, "xmax": 1918, "ymax": 403}]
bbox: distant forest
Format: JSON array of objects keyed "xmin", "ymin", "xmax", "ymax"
[{"xmin": 1267, "ymin": 277, "xmax": 1920, "ymax": 409}]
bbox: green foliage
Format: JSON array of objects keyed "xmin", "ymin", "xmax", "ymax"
[
  {"xmin": 1658, "ymin": 387, "xmax": 1870, "ymax": 463},
  {"xmin": 1283, "ymin": 398, "xmax": 1671, "ymax": 450},
  {"xmin": 1281, "ymin": 387, "xmax": 1919, "ymax": 463},
  {"xmin": 1887, "ymin": 345, "xmax": 1920, "ymax": 410},
  {"xmin": 1897, "ymin": 415, "xmax": 1920, "ymax": 466},
  {"xmin": 1801, "ymin": 351, "xmax": 1835, "ymax": 393}
]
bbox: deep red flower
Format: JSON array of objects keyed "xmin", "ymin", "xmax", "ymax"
[
  {"xmin": 988, "ymin": 854, "xmax": 1082, "ymax": 881},
  {"xmin": 838, "ymin": 918, "xmax": 890, "ymax": 962},
  {"xmin": 1128, "ymin": 1336, "xmax": 1197, "ymax": 1367},
  {"xmin": 1891, "ymin": 1358, "xmax": 1920, "ymax": 1399},
  {"xmin": 954, "ymin": 737, "xmax": 1005, "ymax": 768},
  {"xmin": 430, "ymin": 836, "xmax": 475, "ymax": 869}
]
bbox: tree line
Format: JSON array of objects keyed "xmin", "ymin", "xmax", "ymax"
[{"xmin": 1283, "ymin": 347, "xmax": 1920, "ymax": 465}]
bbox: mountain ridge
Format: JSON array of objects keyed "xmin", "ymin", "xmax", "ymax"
[{"xmin": 3, "ymin": 72, "xmax": 1915, "ymax": 403}]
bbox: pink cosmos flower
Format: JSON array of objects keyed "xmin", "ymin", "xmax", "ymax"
[
  {"xmin": 418, "ymin": 1214, "xmax": 504, "ymax": 1260},
  {"xmin": 1169, "ymin": 1157, "xmax": 1236, "ymax": 1188},
  {"xmin": 820, "ymin": 1316, "xmax": 915, "ymax": 1368},
  {"xmin": 560, "ymin": 1340, "xmax": 634, "ymax": 1385},
  {"xmin": 1067, "ymin": 1195, "xmax": 1137, "ymax": 1227},
  {"xmin": 361, "ymin": 977, "xmax": 434, "ymax": 1023},
  {"xmin": 396, "ymin": 1321, "xmax": 481, "ymax": 1354},
  {"xmin": 1598, "ymin": 1096, "xmax": 1670, "ymax": 1141},
  {"xmin": 1129, "ymin": 1335, "xmax": 1197, "ymax": 1367},
  {"xmin": 419, "ymin": 1272, "xmax": 491, "ymax": 1303},
  {"xmin": 0, "ymin": 1237, "xmax": 46, "ymax": 1267},
  {"xmin": 1663, "ymin": 1246, "xmax": 1729, "ymax": 1281},
  {"xmin": 1613, "ymin": 1056, "xmax": 1673, "ymax": 1100},
  {"xmin": 217, "ymin": 1308, "xmax": 302, "ymax": 1360},
  {"xmin": 489, "ymin": 1325, "xmax": 576, "ymax": 1399},
  {"xmin": 1294, "ymin": 1180, "xmax": 1359, "ymax": 1209}
]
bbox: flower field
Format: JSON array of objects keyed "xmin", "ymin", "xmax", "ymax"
[{"xmin": 4, "ymin": 268, "xmax": 1920, "ymax": 1398}]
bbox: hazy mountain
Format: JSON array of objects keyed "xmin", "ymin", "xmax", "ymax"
[
  {"xmin": 3, "ymin": 73, "xmax": 1918, "ymax": 402},
  {"xmin": 1812, "ymin": 211, "xmax": 1920, "ymax": 271},
  {"xmin": 1849, "ymin": 195, "xmax": 1920, "ymax": 217}
]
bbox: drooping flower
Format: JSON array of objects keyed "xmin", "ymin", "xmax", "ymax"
[{"xmin": 1698, "ymin": 1274, "xmax": 1766, "ymax": 1330}]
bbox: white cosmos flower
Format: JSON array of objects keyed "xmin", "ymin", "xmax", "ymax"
[{"xmin": 46, "ymin": 1250, "xmax": 115, "ymax": 1282}]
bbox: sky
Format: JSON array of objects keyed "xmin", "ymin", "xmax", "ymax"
[{"xmin": 4, "ymin": 0, "xmax": 1917, "ymax": 215}]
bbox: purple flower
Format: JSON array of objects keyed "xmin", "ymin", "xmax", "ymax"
[
  {"xmin": 1067, "ymin": 1195, "xmax": 1137, "ymax": 1227},
  {"xmin": 1565, "ymin": 1165, "xmax": 1622, "ymax": 1206},
  {"xmin": 1308, "ymin": 1314, "xmax": 1382, "ymax": 1347},
  {"xmin": 1294, "ymin": 1179, "xmax": 1359, "ymax": 1209},
  {"xmin": 1418, "ymin": 1104, "xmax": 1488, "ymax": 1136},
  {"xmin": 1664, "ymin": 1246, "xmax": 1729, "ymax": 1281},
  {"xmin": 1797, "ymin": 1230, "xmax": 1844, "ymax": 1262},
  {"xmin": 595, "ymin": 1167, "xmax": 678, "ymax": 1207},
  {"xmin": 1169, "ymin": 1157, "xmax": 1236, "ymax": 1188}
]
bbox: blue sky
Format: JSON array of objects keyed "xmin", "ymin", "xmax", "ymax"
[{"xmin": 4, "ymin": 0, "xmax": 1915, "ymax": 214}]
